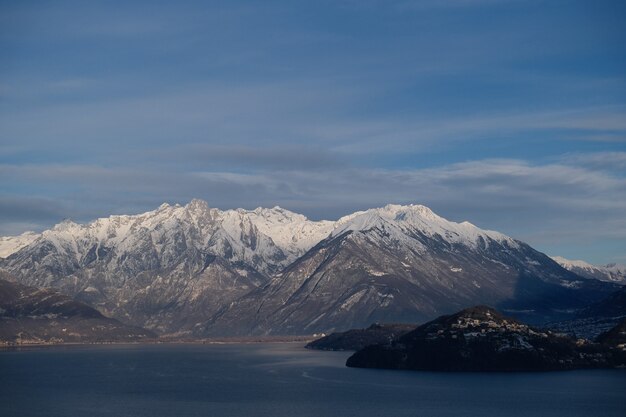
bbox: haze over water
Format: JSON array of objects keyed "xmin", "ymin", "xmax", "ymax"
[{"xmin": 1, "ymin": 343, "xmax": 625, "ymax": 417}]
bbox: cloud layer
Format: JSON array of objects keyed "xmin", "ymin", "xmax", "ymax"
[{"xmin": 1, "ymin": 152, "xmax": 625, "ymax": 263}]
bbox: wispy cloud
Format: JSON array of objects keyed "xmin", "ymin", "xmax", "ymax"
[
  {"xmin": 395, "ymin": 0, "xmax": 527, "ymax": 11},
  {"xmin": 153, "ymin": 144, "xmax": 343, "ymax": 171},
  {"xmin": 2, "ymin": 74, "xmax": 624, "ymax": 166},
  {"xmin": 2, "ymin": 154, "xmax": 625, "ymax": 254},
  {"xmin": 340, "ymin": 0, "xmax": 526, "ymax": 11},
  {"xmin": 559, "ymin": 152, "xmax": 626, "ymax": 171}
]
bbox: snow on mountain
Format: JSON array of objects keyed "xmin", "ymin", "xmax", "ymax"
[
  {"xmin": 332, "ymin": 204, "xmax": 517, "ymax": 249},
  {"xmin": 0, "ymin": 201, "xmax": 520, "ymax": 267},
  {"xmin": 0, "ymin": 231, "xmax": 39, "ymax": 258},
  {"xmin": 551, "ymin": 256, "xmax": 597, "ymax": 271},
  {"xmin": 606, "ymin": 263, "xmax": 626, "ymax": 277},
  {"xmin": 1, "ymin": 199, "xmax": 333, "ymax": 273},
  {"xmin": 0, "ymin": 200, "xmax": 619, "ymax": 336},
  {"xmin": 246, "ymin": 206, "xmax": 335, "ymax": 257},
  {"xmin": 0, "ymin": 199, "xmax": 339, "ymax": 334},
  {"xmin": 551, "ymin": 256, "xmax": 626, "ymax": 284},
  {"xmin": 208, "ymin": 206, "xmax": 615, "ymax": 336}
]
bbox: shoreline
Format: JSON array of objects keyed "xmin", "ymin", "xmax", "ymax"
[{"xmin": 0, "ymin": 335, "xmax": 317, "ymax": 350}]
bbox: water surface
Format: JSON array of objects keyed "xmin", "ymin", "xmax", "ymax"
[{"xmin": 1, "ymin": 343, "xmax": 624, "ymax": 417}]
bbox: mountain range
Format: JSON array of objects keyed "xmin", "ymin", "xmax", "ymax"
[
  {"xmin": 551, "ymin": 256, "xmax": 626, "ymax": 284},
  {"xmin": 0, "ymin": 200, "xmax": 620, "ymax": 337}
]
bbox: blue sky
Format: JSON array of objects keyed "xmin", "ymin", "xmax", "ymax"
[{"xmin": 1, "ymin": 0, "xmax": 625, "ymax": 264}]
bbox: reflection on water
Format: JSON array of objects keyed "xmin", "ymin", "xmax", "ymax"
[{"xmin": 1, "ymin": 343, "xmax": 625, "ymax": 417}]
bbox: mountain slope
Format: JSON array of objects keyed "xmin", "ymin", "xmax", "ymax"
[
  {"xmin": 0, "ymin": 201, "xmax": 617, "ymax": 336},
  {"xmin": 0, "ymin": 231, "xmax": 38, "ymax": 258},
  {"xmin": 0, "ymin": 278, "xmax": 155, "ymax": 344},
  {"xmin": 546, "ymin": 286, "xmax": 626, "ymax": 339},
  {"xmin": 207, "ymin": 205, "xmax": 616, "ymax": 335},
  {"xmin": 551, "ymin": 256, "xmax": 626, "ymax": 284},
  {"xmin": 0, "ymin": 200, "xmax": 332, "ymax": 334},
  {"xmin": 597, "ymin": 318, "xmax": 626, "ymax": 349}
]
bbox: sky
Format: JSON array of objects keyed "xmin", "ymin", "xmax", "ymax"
[{"xmin": 1, "ymin": 0, "xmax": 625, "ymax": 264}]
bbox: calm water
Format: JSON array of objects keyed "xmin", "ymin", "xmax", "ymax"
[{"xmin": 1, "ymin": 343, "xmax": 625, "ymax": 417}]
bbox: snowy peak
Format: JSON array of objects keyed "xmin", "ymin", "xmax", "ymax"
[
  {"xmin": 186, "ymin": 198, "xmax": 209, "ymax": 212},
  {"xmin": 551, "ymin": 256, "xmax": 596, "ymax": 271},
  {"xmin": 0, "ymin": 231, "xmax": 39, "ymax": 258},
  {"xmin": 332, "ymin": 204, "xmax": 517, "ymax": 249},
  {"xmin": 1, "ymin": 200, "xmax": 619, "ymax": 337},
  {"xmin": 0, "ymin": 199, "xmax": 336, "ymax": 271},
  {"xmin": 245, "ymin": 207, "xmax": 334, "ymax": 257},
  {"xmin": 0, "ymin": 201, "xmax": 522, "ymax": 261},
  {"xmin": 605, "ymin": 263, "xmax": 626, "ymax": 275},
  {"xmin": 51, "ymin": 218, "xmax": 80, "ymax": 231},
  {"xmin": 552, "ymin": 256, "xmax": 626, "ymax": 284},
  {"xmin": 332, "ymin": 208, "xmax": 394, "ymax": 236}
]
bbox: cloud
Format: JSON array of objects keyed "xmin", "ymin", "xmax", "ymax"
[
  {"xmin": 3, "ymin": 74, "xmax": 623, "ymax": 166},
  {"xmin": 0, "ymin": 196, "xmax": 69, "ymax": 223},
  {"xmin": 560, "ymin": 152, "xmax": 626, "ymax": 171},
  {"xmin": 395, "ymin": 0, "xmax": 526, "ymax": 11},
  {"xmin": 327, "ymin": 106, "xmax": 626, "ymax": 154},
  {"xmin": 340, "ymin": 0, "xmax": 525, "ymax": 11},
  {"xmin": 0, "ymin": 77, "xmax": 375, "ymax": 156},
  {"xmin": 154, "ymin": 144, "xmax": 342, "ymax": 171},
  {"xmin": 2, "ymin": 152, "xmax": 625, "ymax": 236}
]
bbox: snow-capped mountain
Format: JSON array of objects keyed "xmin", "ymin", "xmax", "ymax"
[
  {"xmin": 0, "ymin": 200, "xmax": 336, "ymax": 333},
  {"xmin": 551, "ymin": 256, "xmax": 626, "ymax": 284},
  {"xmin": 331, "ymin": 204, "xmax": 515, "ymax": 247},
  {"xmin": 0, "ymin": 199, "xmax": 333, "ymax": 270},
  {"xmin": 0, "ymin": 200, "xmax": 618, "ymax": 336},
  {"xmin": 0, "ymin": 231, "xmax": 39, "ymax": 258},
  {"xmin": 208, "ymin": 204, "xmax": 614, "ymax": 335}
]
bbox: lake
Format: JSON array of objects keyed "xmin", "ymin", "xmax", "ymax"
[{"xmin": 1, "ymin": 343, "xmax": 625, "ymax": 417}]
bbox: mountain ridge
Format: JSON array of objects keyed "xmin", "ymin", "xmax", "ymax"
[
  {"xmin": 0, "ymin": 200, "xmax": 618, "ymax": 336},
  {"xmin": 551, "ymin": 256, "xmax": 626, "ymax": 284},
  {"xmin": 0, "ymin": 201, "xmax": 517, "ymax": 261}
]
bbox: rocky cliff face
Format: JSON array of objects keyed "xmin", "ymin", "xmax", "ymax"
[{"xmin": 0, "ymin": 201, "xmax": 618, "ymax": 336}]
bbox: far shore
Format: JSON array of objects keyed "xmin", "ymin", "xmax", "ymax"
[{"xmin": 0, "ymin": 335, "xmax": 318, "ymax": 350}]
